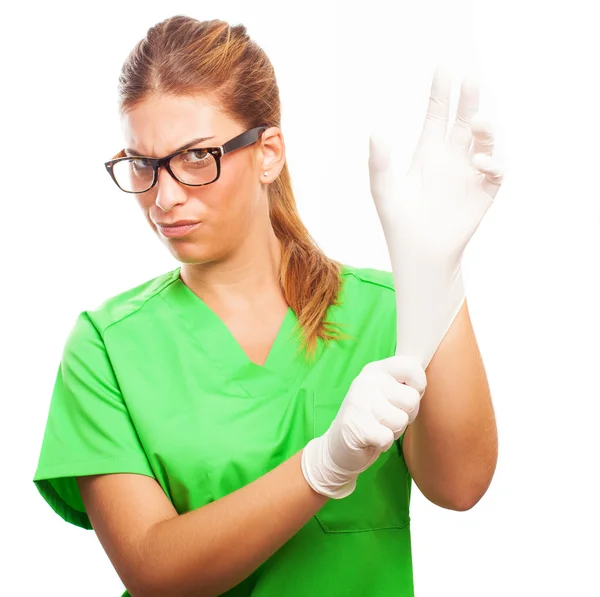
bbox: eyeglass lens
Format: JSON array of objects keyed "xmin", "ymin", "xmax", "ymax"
[{"xmin": 112, "ymin": 150, "xmax": 218, "ymax": 192}]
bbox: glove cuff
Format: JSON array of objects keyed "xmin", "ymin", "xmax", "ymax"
[{"xmin": 301, "ymin": 437, "xmax": 357, "ymax": 500}]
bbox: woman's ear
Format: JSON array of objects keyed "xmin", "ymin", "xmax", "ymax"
[{"xmin": 259, "ymin": 127, "xmax": 285, "ymax": 181}]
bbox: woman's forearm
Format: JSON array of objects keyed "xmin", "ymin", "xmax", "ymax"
[
  {"xmin": 141, "ymin": 449, "xmax": 328, "ymax": 597},
  {"xmin": 403, "ymin": 300, "xmax": 498, "ymax": 510}
]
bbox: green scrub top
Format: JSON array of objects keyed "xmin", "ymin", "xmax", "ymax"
[{"xmin": 33, "ymin": 263, "xmax": 414, "ymax": 596}]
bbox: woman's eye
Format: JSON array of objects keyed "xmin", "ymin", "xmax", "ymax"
[
  {"xmin": 132, "ymin": 158, "xmax": 152, "ymax": 168},
  {"xmin": 186, "ymin": 150, "xmax": 209, "ymax": 162}
]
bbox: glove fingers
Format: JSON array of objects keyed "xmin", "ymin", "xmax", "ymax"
[
  {"xmin": 371, "ymin": 398, "xmax": 411, "ymax": 440},
  {"xmin": 448, "ymin": 77, "xmax": 480, "ymax": 154},
  {"xmin": 471, "ymin": 153, "xmax": 504, "ymax": 200},
  {"xmin": 371, "ymin": 355, "xmax": 427, "ymax": 396},
  {"xmin": 470, "ymin": 120, "xmax": 495, "ymax": 156},
  {"xmin": 415, "ymin": 65, "xmax": 452, "ymax": 153},
  {"xmin": 368, "ymin": 132, "xmax": 395, "ymax": 204},
  {"xmin": 378, "ymin": 376, "xmax": 422, "ymax": 425},
  {"xmin": 357, "ymin": 414, "xmax": 396, "ymax": 453}
]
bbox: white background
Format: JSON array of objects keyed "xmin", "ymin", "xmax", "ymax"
[{"xmin": 3, "ymin": 0, "xmax": 599, "ymax": 595}]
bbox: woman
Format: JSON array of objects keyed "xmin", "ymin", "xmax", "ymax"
[{"xmin": 33, "ymin": 15, "xmax": 501, "ymax": 597}]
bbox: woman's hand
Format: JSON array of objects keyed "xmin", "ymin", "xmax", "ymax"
[
  {"xmin": 368, "ymin": 67, "xmax": 504, "ymax": 369},
  {"xmin": 301, "ymin": 355, "xmax": 427, "ymax": 499}
]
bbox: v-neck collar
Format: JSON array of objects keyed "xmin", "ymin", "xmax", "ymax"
[{"xmin": 161, "ymin": 268, "xmax": 308, "ymax": 397}]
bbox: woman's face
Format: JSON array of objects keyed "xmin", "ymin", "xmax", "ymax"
[{"xmin": 120, "ymin": 94, "xmax": 281, "ymax": 264}]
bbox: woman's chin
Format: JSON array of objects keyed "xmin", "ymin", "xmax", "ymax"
[{"xmin": 166, "ymin": 243, "xmax": 220, "ymax": 265}]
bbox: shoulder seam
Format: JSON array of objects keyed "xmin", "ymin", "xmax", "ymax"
[
  {"xmin": 92, "ymin": 270, "xmax": 181, "ymax": 338},
  {"xmin": 341, "ymin": 268, "xmax": 395, "ymax": 292}
]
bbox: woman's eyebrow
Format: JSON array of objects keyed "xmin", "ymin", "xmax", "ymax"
[{"xmin": 125, "ymin": 135, "xmax": 216, "ymax": 156}]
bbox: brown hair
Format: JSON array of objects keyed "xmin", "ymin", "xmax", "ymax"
[{"xmin": 117, "ymin": 15, "xmax": 349, "ymax": 359}]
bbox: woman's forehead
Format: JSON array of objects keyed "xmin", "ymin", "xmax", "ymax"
[{"xmin": 120, "ymin": 94, "xmax": 234, "ymax": 156}]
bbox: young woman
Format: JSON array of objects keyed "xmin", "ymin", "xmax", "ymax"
[{"xmin": 33, "ymin": 15, "xmax": 502, "ymax": 597}]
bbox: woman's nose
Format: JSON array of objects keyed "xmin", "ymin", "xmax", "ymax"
[{"xmin": 154, "ymin": 167, "xmax": 187, "ymax": 211}]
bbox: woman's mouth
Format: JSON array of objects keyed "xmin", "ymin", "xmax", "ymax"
[{"xmin": 157, "ymin": 222, "xmax": 201, "ymax": 238}]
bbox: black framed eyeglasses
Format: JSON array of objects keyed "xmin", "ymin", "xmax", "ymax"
[{"xmin": 104, "ymin": 125, "xmax": 269, "ymax": 194}]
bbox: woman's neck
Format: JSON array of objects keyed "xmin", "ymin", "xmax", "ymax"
[{"xmin": 180, "ymin": 224, "xmax": 284, "ymax": 310}]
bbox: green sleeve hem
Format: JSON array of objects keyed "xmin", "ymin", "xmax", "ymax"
[{"xmin": 33, "ymin": 457, "xmax": 156, "ymax": 530}]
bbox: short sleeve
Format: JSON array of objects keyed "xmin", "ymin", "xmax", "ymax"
[{"xmin": 33, "ymin": 312, "xmax": 155, "ymax": 530}]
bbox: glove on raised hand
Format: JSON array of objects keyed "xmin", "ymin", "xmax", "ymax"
[{"xmin": 369, "ymin": 67, "xmax": 504, "ymax": 369}]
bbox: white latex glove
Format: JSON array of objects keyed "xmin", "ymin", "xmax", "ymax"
[
  {"xmin": 368, "ymin": 67, "xmax": 504, "ymax": 369},
  {"xmin": 301, "ymin": 355, "xmax": 427, "ymax": 499}
]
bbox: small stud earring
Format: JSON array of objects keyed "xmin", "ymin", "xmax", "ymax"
[{"xmin": 262, "ymin": 172, "xmax": 268, "ymax": 176}]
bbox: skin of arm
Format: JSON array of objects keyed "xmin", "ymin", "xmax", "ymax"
[
  {"xmin": 402, "ymin": 299, "xmax": 498, "ymax": 511},
  {"xmin": 78, "ymin": 450, "xmax": 328, "ymax": 597}
]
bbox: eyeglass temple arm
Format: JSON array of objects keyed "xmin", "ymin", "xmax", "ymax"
[
  {"xmin": 111, "ymin": 125, "xmax": 268, "ymax": 160},
  {"xmin": 222, "ymin": 126, "xmax": 269, "ymax": 155}
]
